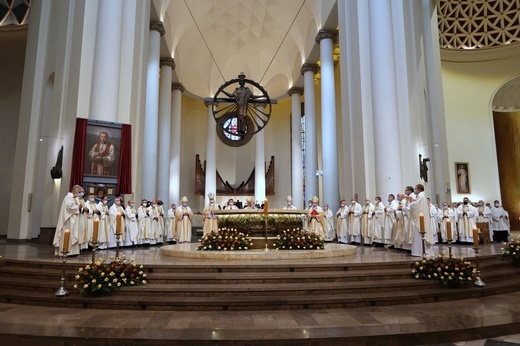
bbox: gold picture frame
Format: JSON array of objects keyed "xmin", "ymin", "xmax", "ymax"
[{"xmin": 455, "ymin": 162, "xmax": 470, "ymax": 194}]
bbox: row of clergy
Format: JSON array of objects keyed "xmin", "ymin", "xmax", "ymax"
[{"xmin": 53, "ymin": 185, "xmax": 196, "ymax": 256}]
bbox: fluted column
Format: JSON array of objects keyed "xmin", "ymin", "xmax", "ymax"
[
  {"xmin": 255, "ymin": 104, "xmax": 266, "ymax": 203},
  {"xmin": 204, "ymin": 101, "xmax": 217, "ymax": 202},
  {"xmin": 89, "ymin": 0, "xmax": 124, "ymax": 122},
  {"xmin": 288, "ymin": 87, "xmax": 304, "ymax": 209},
  {"xmin": 300, "ymin": 64, "xmax": 319, "ymax": 204},
  {"xmin": 157, "ymin": 58, "xmax": 174, "ymax": 200},
  {"xmin": 170, "ymin": 83, "xmax": 185, "ymax": 205},
  {"xmin": 141, "ymin": 21, "xmax": 165, "ymax": 200},
  {"xmin": 369, "ymin": 1, "xmax": 402, "ymax": 196},
  {"xmin": 316, "ymin": 30, "xmax": 340, "ymax": 213}
]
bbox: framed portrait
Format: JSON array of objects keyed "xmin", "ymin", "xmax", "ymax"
[
  {"xmin": 455, "ymin": 162, "xmax": 470, "ymax": 194},
  {"xmin": 83, "ymin": 121, "xmax": 122, "ymax": 178}
]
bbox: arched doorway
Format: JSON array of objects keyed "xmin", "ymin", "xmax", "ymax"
[{"xmin": 492, "ymin": 76, "xmax": 520, "ymax": 232}]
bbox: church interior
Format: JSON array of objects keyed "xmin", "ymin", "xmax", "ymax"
[{"xmin": 1, "ymin": 0, "xmax": 520, "ymax": 344}]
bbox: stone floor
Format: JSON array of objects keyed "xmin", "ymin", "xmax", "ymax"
[{"xmin": 0, "ymin": 234, "xmax": 519, "ymax": 345}]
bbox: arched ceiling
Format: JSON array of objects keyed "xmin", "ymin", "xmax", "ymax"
[
  {"xmin": 493, "ymin": 76, "xmax": 520, "ymax": 112},
  {"xmin": 159, "ymin": 0, "xmax": 337, "ymax": 100}
]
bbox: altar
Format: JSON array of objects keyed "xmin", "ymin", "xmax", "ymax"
[{"xmin": 213, "ymin": 209, "xmax": 307, "ymax": 249}]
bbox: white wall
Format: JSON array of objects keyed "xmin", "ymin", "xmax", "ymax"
[{"xmin": 442, "ymin": 53, "xmax": 520, "ymax": 203}]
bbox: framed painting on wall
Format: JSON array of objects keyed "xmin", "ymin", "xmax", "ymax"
[
  {"xmin": 455, "ymin": 162, "xmax": 470, "ymax": 194},
  {"xmin": 83, "ymin": 121, "xmax": 122, "ymax": 178}
]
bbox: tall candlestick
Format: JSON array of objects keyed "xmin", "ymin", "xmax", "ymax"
[
  {"xmin": 446, "ymin": 220, "xmax": 452, "ymax": 241},
  {"xmin": 419, "ymin": 213, "xmax": 425, "ymax": 233},
  {"xmin": 116, "ymin": 213, "xmax": 122, "ymax": 235},
  {"xmin": 62, "ymin": 229, "xmax": 70, "ymax": 253},
  {"xmin": 92, "ymin": 219, "xmax": 99, "ymax": 243},
  {"xmin": 264, "ymin": 199, "xmax": 269, "ymax": 216},
  {"xmin": 473, "ymin": 227, "xmax": 479, "ymax": 248}
]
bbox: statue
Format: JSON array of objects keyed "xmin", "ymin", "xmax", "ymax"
[
  {"xmin": 50, "ymin": 145, "xmax": 63, "ymax": 179},
  {"xmin": 419, "ymin": 154, "xmax": 430, "ymax": 183},
  {"xmin": 222, "ymin": 73, "xmax": 262, "ymax": 134}
]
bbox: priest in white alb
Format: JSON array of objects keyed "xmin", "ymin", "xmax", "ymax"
[
  {"xmin": 347, "ymin": 197, "xmax": 363, "ymax": 244},
  {"xmin": 98, "ymin": 196, "xmax": 114, "ymax": 248},
  {"xmin": 337, "ymin": 200, "xmax": 349, "ymax": 244},
  {"xmin": 167, "ymin": 203, "xmax": 177, "ymax": 242},
  {"xmin": 53, "ymin": 185, "xmax": 82, "ymax": 256},
  {"xmin": 125, "ymin": 200, "xmax": 139, "ymax": 245},
  {"xmin": 437, "ymin": 202, "xmax": 456, "ymax": 243},
  {"xmin": 323, "ymin": 204, "xmax": 335, "ymax": 241},
  {"xmin": 109, "ymin": 197, "xmax": 126, "ymax": 246},
  {"xmin": 409, "ymin": 184, "xmax": 435, "ymax": 257},
  {"xmin": 176, "ymin": 196, "xmax": 194, "ymax": 243},
  {"xmin": 307, "ymin": 196, "xmax": 325, "ymax": 238},
  {"xmin": 202, "ymin": 193, "xmax": 219, "ymax": 236},
  {"xmin": 457, "ymin": 197, "xmax": 477, "ymax": 243},
  {"xmin": 138, "ymin": 199, "xmax": 151, "ymax": 245},
  {"xmin": 361, "ymin": 198, "xmax": 374, "ymax": 245},
  {"xmin": 371, "ymin": 197, "xmax": 385, "ymax": 246}
]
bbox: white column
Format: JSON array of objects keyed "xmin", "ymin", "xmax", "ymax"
[
  {"xmin": 316, "ymin": 30, "xmax": 340, "ymax": 213},
  {"xmin": 300, "ymin": 64, "xmax": 319, "ymax": 204},
  {"xmin": 170, "ymin": 83, "xmax": 185, "ymax": 205},
  {"xmin": 157, "ymin": 58, "xmax": 174, "ymax": 200},
  {"xmin": 89, "ymin": 0, "xmax": 124, "ymax": 122},
  {"xmin": 141, "ymin": 21, "xmax": 164, "ymax": 200},
  {"xmin": 288, "ymin": 87, "xmax": 304, "ymax": 209},
  {"xmin": 204, "ymin": 101, "xmax": 217, "ymax": 202},
  {"xmin": 255, "ymin": 104, "xmax": 266, "ymax": 203},
  {"xmin": 369, "ymin": 0, "xmax": 402, "ymax": 196}
]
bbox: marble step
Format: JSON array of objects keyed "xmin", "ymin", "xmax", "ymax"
[{"xmin": 0, "ymin": 275, "xmax": 519, "ymax": 311}]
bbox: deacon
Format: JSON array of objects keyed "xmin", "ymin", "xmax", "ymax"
[
  {"xmin": 336, "ymin": 199, "xmax": 349, "ymax": 244},
  {"xmin": 176, "ymin": 196, "xmax": 194, "ymax": 243},
  {"xmin": 323, "ymin": 204, "xmax": 335, "ymax": 241},
  {"xmin": 347, "ymin": 197, "xmax": 363, "ymax": 244},
  {"xmin": 53, "ymin": 185, "xmax": 82, "ymax": 256},
  {"xmin": 457, "ymin": 197, "xmax": 477, "ymax": 243},
  {"xmin": 409, "ymin": 184, "xmax": 435, "ymax": 256},
  {"xmin": 202, "ymin": 193, "xmax": 219, "ymax": 236},
  {"xmin": 307, "ymin": 196, "xmax": 325, "ymax": 238},
  {"xmin": 125, "ymin": 200, "xmax": 139, "ymax": 245}
]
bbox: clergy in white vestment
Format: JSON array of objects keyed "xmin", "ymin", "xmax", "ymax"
[
  {"xmin": 85, "ymin": 194, "xmax": 102, "ymax": 245},
  {"xmin": 243, "ymin": 196, "xmax": 257, "ymax": 210},
  {"xmin": 109, "ymin": 197, "xmax": 127, "ymax": 246},
  {"xmin": 402, "ymin": 186, "xmax": 417, "ymax": 250},
  {"xmin": 283, "ymin": 195, "xmax": 297, "ymax": 210},
  {"xmin": 427, "ymin": 199, "xmax": 440, "ymax": 243},
  {"xmin": 203, "ymin": 193, "xmax": 219, "ymax": 236},
  {"xmin": 361, "ymin": 199, "xmax": 375, "ymax": 245},
  {"xmin": 167, "ymin": 203, "xmax": 177, "ymax": 241},
  {"xmin": 336, "ymin": 200, "xmax": 350, "ymax": 243},
  {"xmin": 347, "ymin": 197, "xmax": 363, "ymax": 244},
  {"xmin": 491, "ymin": 200, "xmax": 509, "ymax": 242},
  {"xmin": 457, "ymin": 197, "xmax": 477, "ymax": 243},
  {"xmin": 323, "ymin": 204, "xmax": 335, "ymax": 241},
  {"xmin": 76, "ymin": 188, "xmax": 89, "ymax": 250},
  {"xmin": 137, "ymin": 200, "xmax": 151, "ymax": 244},
  {"xmin": 304, "ymin": 199, "xmax": 313, "ymax": 230},
  {"xmin": 384, "ymin": 194, "xmax": 399, "ymax": 245},
  {"xmin": 156, "ymin": 199, "xmax": 166, "ymax": 243},
  {"xmin": 409, "ymin": 184, "xmax": 435, "ymax": 257},
  {"xmin": 307, "ymin": 196, "xmax": 326, "ymax": 238},
  {"xmin": 125, "ymin": 200, "xmax": 139, "ymax": 245},
  {"xmin": 225, "ymin": 199, "xmax": 239, "ymax": 210},
  {"xmin": 53, "ymin": 185, "xmax": 82, "ymax": 256},
  {"xmin": 148, "ymin": 200, "xmax": 163, "ymax": 245},
  {"xmin": 176, "ymin": 196, "xmax": 194, "ymax": 243},
  {"xmin": 392, "ymin": 194, "xmax": 407, "ymax": 249},
  {"xmin": 437, "ymin": 202, "xmax": 456, "ymax": 242},
  {"xmin": 98, "ymin": 196, "xmax": 114, "ymax": 248},
  {"xmin": 371, "ymin": 197, "xmax": 385, "ymax": 245}
]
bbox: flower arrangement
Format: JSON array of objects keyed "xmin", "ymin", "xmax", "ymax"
[
  {"xmin": 74, "ymin": 254, "xmax": 147, "ymax": 296},
  {"xmin": 197, "ymin": 228, "xmax": 253, "ymax": 251},
  {"xmin": 273, "ymin": 228, "xmax": 325, "ymax": 250},
  {"xmin": 411, "ymin": 254, "xmax": 476, "ymax": 287},
  {"xmin": 502, "ymin": 236, "xmax": 520, "ymax": 266}
]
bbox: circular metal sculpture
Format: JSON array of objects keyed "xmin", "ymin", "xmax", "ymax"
[{"xmin": 212, "ymin": 73, "xmax": 271, "ymax": 139}]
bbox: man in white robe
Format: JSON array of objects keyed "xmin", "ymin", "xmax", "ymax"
[
  {"xmin": 97, "ymin": 196, "xmax": 114, "ymax": 248},
  {"xmin": 53, "ymin": 185, "xmax": 82, "ymax": 256},
  {"xmin": 402, "ymin": 186, "xmax": 416, "ymax": 251},
  {"xmin": 323, "ymin": 204, "xmax": 335, "ymax": 241},
  {"xmin": 156, "ymin": 199, "xmax": 166, "ymax": 243},
  {"xmin": 427, "ymin": 198, "xmax": 440, "ymax": 243},
  {"xmin": 347, "ymin": 197, "xmax": 363, "ymax": 244},
  {"xmin": 76, "ymin": 188, "xmax": 89, "ymax": 250},
  {"xmin": 167, "ymin": 203, "xmax": 177, "ymax": 242},
  {"xmin": 437, "ymin": 202, "xmax": 456, "ymax": 242},
  {"xmin": 176, "ymin": 196, "xmax": 194, "ymax": 243},
  {"xmin": 409, "ymin": 184, "xmax": 435, "ymax": 257},
  {"xmin": 361, "ymin": 198, "xmax": 374, "ymax": 245},
  {"xmin": 125, "ymin": 200, "xmax": 139, "ymax": 245},
  {"xmin": 307, "ymin": 196, "xmax": 325, "ymax": 238},
  {"xmin": 138, "ymin": 199, "xmax": 151, "ymax": 245},
  {"xmin": 225, "ymin": 199, "xmax": 238, "ymax": 210},
  {"xmin": 148, "ymin": 200, "xmax": 162, "ymax": 245},
  {"xmin": 109, "ymin": 197, "xmax": 127, "ymax": 247},
  {"xmin": 336, "ymin": 200, "xmax": 349, "ymax": 244},
  {"xmin": 243, "ymin": 197, "xmax": 256, "ymax": 210},
  {"xmin": 457, "ymin": 197, "xmax": 477, "ymax": 243},
  {"xmin": 392, "ymin": 193, "xmax": 407, "ymax": 249},
  {"xmin": 384, "ymin": 194, "xmax": 399, "ymax": 245},
  {"xmin": 371, "ymin": 197, "xmax": 385, "ymax": 246},
  {"xmin": 85, "ymin": 194, "xmax": 102, "ymax": 245},
  {"xmin": 491, "ymin": 200, "xmax": 509, "ymax": 242},
  {"xmin": 202, "ymin": 193, "xmax": 219, "ymax": 236},
  {"xmin": 283, "ymin": 195, "xmax": 297, "ymax": 210}
]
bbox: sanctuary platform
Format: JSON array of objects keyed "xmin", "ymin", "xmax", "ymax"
[{"xmin": 1, "ymin": 236, "xmax": 520, "ymax": 345}]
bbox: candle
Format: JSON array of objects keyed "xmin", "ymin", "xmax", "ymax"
[
  {"xmin": 473, "ymin": 227, "xmax": 479, "ymax": 248},
  {"xmin": 92, "ymin": 219, "xmax": 99, "ymax": 243},
  {"xmin": 419, "ymin": 213, "xmax": 425, "ymax": 233},
  {"xmin": 116, "ymin": 213, "xmax": 122, "ymax": 235},
  {"xmin": 62, "ymin": 229, "xmax": 70, "ymax": 253},
  {"xmin": 264, "ymin": 199, "xmax": 269, "ymax": 216},
  {"xmin": 446, "ymin": 220, "xmax": 452, "ymax": 241}
]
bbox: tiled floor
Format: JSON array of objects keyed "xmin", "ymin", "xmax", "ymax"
[{"xmin": 0, "ymin": 235, "xmax": 519, "ymax": 345}]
